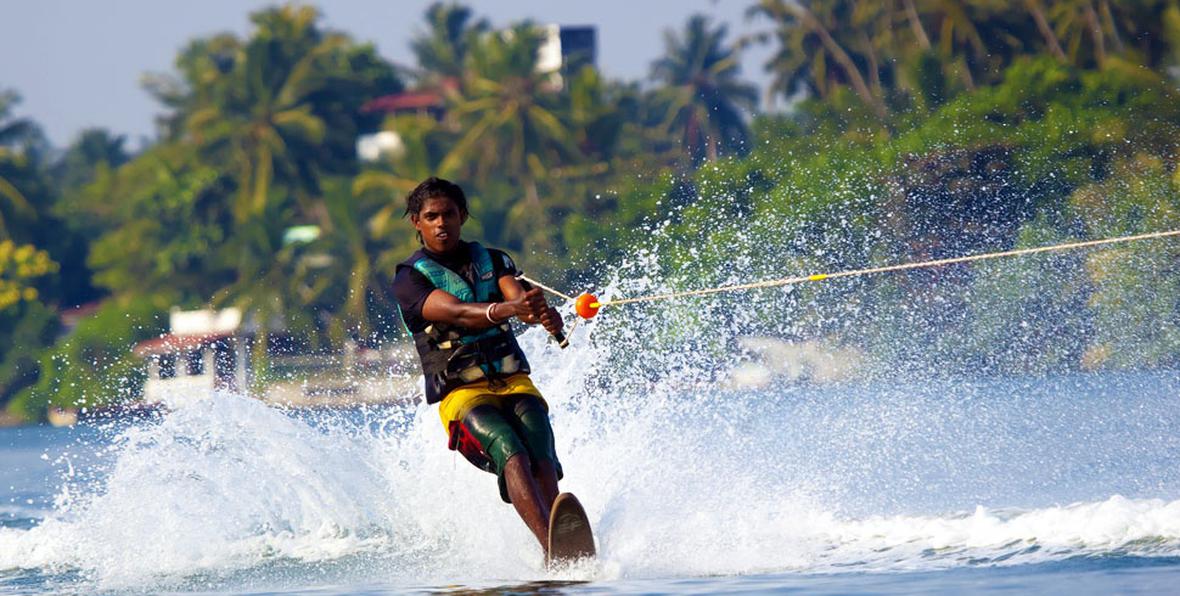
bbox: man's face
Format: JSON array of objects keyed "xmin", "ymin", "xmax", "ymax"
[{"xmin": 411, "ymin": 195, "xmax": 466, "ymax": 253}]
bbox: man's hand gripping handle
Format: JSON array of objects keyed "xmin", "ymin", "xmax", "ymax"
[{"xmin": 517, "ymin": 277, "xmax": 568, "ymax": 349}]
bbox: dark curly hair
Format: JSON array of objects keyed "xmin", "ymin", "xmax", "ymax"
[{"xmin": 404, "ymin": 177, "xmax": 468, "ymax": 218}]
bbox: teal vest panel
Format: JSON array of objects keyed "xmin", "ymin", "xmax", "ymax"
[{"xmin": 411, "ymin": 241, "xmax": 497, "ymax": 304}]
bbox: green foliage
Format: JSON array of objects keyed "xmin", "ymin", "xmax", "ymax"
[
  {"xmin": 6, "ymin": 299, "xmax": 164, "ymax": 422},
  {"xmin": 632, "ymin": 46, "xmax": 1180, "ymax": 373},
  {"xmin": 87, "ymin": 5, "xmax": 404, "ymax": 337},
  {"xmin": 750, "ymin": 0, "xmax": 1180, "ymax": 119},
  {"xmin": 84, "ymin": 143, "xmax": 233, "ymax": 303},
  {"xmin": 52, "ymin": 128, "xmax": 130, "ymax": 195},
  {"xmin": 51, "ymin": 128, "xmax": 133, "ymax": 276},
  {"xmin": 0, "ymin": 300, "xmax": 59, "ymax": 408},
  {"xmin": 436, "ymin": 22, "xmax": 582, "ymax": 252},
  {"xmin": 0, "ymin": 90, "xmax": 95, "ymax": 309}
]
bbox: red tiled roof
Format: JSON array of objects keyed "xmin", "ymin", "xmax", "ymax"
[
  {"xmin": 59, "ymin": 301, "xmax": 103, "ymax": 326},
  {"xmin": 362, "ymin": 91, "xmax": 444, "ymax": 113},
  {"xmin": 133, "ymin": 333, "xmax": 234, "ymax": 357}
]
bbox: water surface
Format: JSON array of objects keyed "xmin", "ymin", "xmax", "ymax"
[{"xmin": 2, "ymin": 360, "xmax": 1178, "ymax": 594}]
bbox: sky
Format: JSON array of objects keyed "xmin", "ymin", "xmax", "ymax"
[{"xmin": 0, "ymin": 0, "xmax": 775, "ymax": 149}]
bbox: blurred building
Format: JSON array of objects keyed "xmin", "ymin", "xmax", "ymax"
[
  {"xmin": 537, "ymin": 24, "xmax": 597, "ymax": 86},
  {"xmin": 134, "ymin": 307, "xmax": 249, "ymax": 403},
  {"xmin": 132, "ymin": 307, "xmax": 417, "ymax": 408}
]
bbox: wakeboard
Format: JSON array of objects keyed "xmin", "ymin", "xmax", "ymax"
[{"xmin": 546, "ymin": 492, "xmax": 596, "ymax": 567}]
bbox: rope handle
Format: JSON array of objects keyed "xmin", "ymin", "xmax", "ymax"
[{"xmin": 515, "ymin": 275, "xmax": 569, "ymax": 349}]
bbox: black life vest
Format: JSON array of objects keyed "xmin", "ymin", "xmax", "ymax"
[{"xmin": 397, "ymin": 242, "xmax": 530, "ymax": 404}]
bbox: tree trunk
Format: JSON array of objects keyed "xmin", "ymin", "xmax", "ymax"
[
  {"xmin": 1084, "ymin": 2, "xmax": 1107, "ymax": 66},
  {"xmin": 520, "ymin": 175, "xmax": 553, "ymax": 251},
  {"xmin": 525, "ymin": 176, "xmax": 541, "ymax": 209},
  {"xmin": 1099, "ymin": 0, "xmax": 1125, "ymax": 53},
  {"xmin": 903, "ymin": 0, "xmax": 932, "ymax": 50},
  {"xmin": 960, "ymin": 57, "xmax": 976, "ymax": 91},
  {"xmin": 1026, "ymin": 0, "xmax": 1068, "ymax": 62},
  {"xmin": 685, "ymin": 111, "xmax": 703, "ymax": 162},
  {"xmin": 861, "ymin": 31, "xmax": 882, "ymax": 96}
]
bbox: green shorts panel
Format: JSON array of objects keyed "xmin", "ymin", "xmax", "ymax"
[{"xmin": 454, "ymin": 394, "xmax": 563, "ymax": 502}]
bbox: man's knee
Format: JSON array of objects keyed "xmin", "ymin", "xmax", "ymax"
[
  {"xmin": 504, "ymin": 451, "xmax": 533, "ymax": 474},
  {"xmin": 532, "ymin": 457, "xmax": 558, "ymax": 483}
]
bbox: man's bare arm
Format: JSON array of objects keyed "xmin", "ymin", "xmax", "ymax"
[
  {"xmin": 499, "ymin": 276, "xmax": 564, "ymax": 336},
  {"xmin": 418, "ymin": 275, "xmax": 564, "ymax": 335},
  {"xmin": 421, "ymin": 289, "xmax": 507, "ymax": 329}
]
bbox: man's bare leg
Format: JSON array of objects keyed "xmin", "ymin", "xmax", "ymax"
[
  {"xmin": 532, "ymin": 460, "xmax": 560, "ymax": 509},
  {"xmin": 503, "ymin": 453, "xmax": 551, "ymax": 549}
]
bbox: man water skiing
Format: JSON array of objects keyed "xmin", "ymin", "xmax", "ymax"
[{"xmin": 392, "ymin": 177, "xmax": 591, "ymax": 560}]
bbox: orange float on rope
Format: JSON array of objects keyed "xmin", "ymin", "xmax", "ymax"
[{"xmin": 575, "ymin": 293, "xmax": 601, "ymax": 319}]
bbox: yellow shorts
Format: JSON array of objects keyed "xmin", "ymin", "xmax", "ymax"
[{"xmin": 437, "ymin": 373, "xmax": 545, "ymax": 430}]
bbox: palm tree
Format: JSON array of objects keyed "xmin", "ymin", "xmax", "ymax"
[
  {"xmin": 892, "ymin": 0, "xmax": 1030, "ymax": 101},
  {"xmin": 751, "ymin": 0, "xmax": 887, "ymax": 119},
  {"xmin": 144, "ymin": 33, "xmax": 243, "ymax": 142},
  {"xmin": 651, "ymin": 14, "xmax": 759, "ymax": 164},
  {"xmin": 1040, "ymin": 0, "xmax": 1157, "ymax": 68},
  {"xmin": 182, "ymin": 6, "xmax": 337, "ymax": 222},
  {"xmin": 410, "ymin": 2, "xmax": 489, "ymax": 82},
  {"xmin": 212, "ymin": 207, "xmax": 313, "ymax": 372},
  {"xmin": 437, "ymin": 23, "xmax": 582, "ymax": 249},
  {"xmin": 352, "ymin": 110, "xmax": 447, "ymax": 239},
  {"xmin": 173, "ymin": 5, "xmax": 400, "ymax": 225}
]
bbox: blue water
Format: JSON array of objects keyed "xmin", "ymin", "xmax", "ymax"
[{"xmin": 2, "ymin": 365, "xmax": 1179, "ymax": 594}]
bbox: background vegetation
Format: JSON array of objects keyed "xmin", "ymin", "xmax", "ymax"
[{"xmin": 3, "ymin": 1, "xmax": 1179, "ymax": 421}]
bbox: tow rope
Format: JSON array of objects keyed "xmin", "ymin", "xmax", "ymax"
[{"xmin": 520, "ymin": 228, "xmax": 1180, "ymax": 324}]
